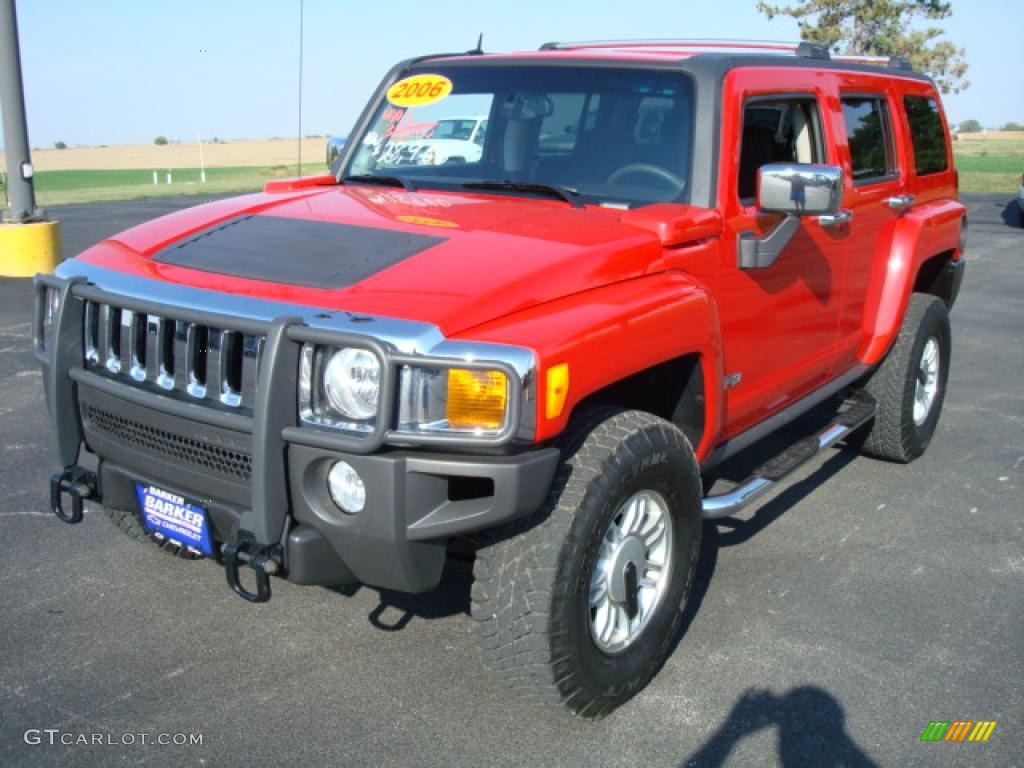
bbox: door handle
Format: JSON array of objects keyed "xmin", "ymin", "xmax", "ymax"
[
  {"xmin": 818, "ymin": 209, "xmax": 853, "ymax": 228},
  {"xmin": 885, "ymin": 194, "xmax": 916, "ymax": 211}
]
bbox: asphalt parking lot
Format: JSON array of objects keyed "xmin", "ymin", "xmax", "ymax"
[{"xmin": 1, "ymin": 192, "xmax": 1021, "ymax": 767}]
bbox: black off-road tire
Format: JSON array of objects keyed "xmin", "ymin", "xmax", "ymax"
[
  {"xmin": 471, "ymin": 408, "xmax": 703, "ymax": 718},
  {"xmin": 857, "ymin": 293, "xmax": 951, "ymax": 462},
  {"xmin": 103, "ymin": 504, "xmax": 203, "ymax": 559}
]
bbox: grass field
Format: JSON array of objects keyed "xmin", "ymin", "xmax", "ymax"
[
  {"xmin": 22, "ymin": 164, "xmax": 327, "ymax": 205},
  {"xmin": 952, "ymin": 137, "xmax": 1024, "ymax": 193},
  {"xmin": 1, "ymin": 134, "xmax": 1021, "ymax": 206},
  {"xmin": 6, "ymin": 137, "xmax": 329, "ymax": 172},
  {"xmin": 0, "ymin": 137, "xmax": 330, "ymax": 205}
]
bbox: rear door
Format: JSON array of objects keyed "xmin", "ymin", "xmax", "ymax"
[
  {"xmin": 831, "ymin": 85, "xmax": 910, "ymax": 370},
  {"xmin": 716, "ymin": 70, "xmax": 846, "ymax": 438}
]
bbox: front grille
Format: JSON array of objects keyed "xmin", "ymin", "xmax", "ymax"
[
  {"xmin": 84, "ymin": 405, "xmax": 252, "ymax": 480},
  {"xmin": 82, "ymin": 300, "xmax": 263, "ymax": 413}
]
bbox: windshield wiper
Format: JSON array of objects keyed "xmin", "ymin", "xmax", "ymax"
[
  {"xmin": 462, "ymin": 181, "xmax": 582, "ymax": 208},
  {"xmin": 343, "ymin": 174, "xmax": 416, "ymax": 192}
]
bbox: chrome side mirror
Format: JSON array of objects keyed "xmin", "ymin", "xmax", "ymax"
[
  {"xmin": 739, "ymin": 163, "xmax": 850, "ymax": 269},
  {"xmin": 757, "ymin": 163, "xmax": 843, "ymax": 216}
]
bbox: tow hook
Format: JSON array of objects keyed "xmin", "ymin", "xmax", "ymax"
[
  {"xmin": 222, "ymin": 531, "xmax": 281, "ymax": 604},
  {"xmin": 49, "ymin": 468, "xmax": 98, "ymax": 524}
]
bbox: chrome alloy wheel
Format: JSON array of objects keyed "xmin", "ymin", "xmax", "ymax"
[
  {"xmin": 589, "ymin": 490, "xmax": 673, "ymax": 654},
  {"xmin": 914, "ymin": 337, "xmax": 940, "ymax": 426}
]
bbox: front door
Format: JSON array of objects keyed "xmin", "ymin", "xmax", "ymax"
[{"xmin": 716, "ymin": 75, "xmax": 847, "ymax": 439}]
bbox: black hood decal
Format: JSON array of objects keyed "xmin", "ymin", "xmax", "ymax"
[{"xmin": 153, "ymin": 214, "xmax": 446, "ymax": 289}]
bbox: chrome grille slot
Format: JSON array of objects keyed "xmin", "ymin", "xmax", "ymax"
[
  {"xmin": 157, "ymin": 317, "xmax": 175, "ymax": 389},
  {"xmin": 118, "ymin": 309, "xmax": 143, "ymax": 381},
  {"xmin": 84, "ymin": 301, "xmax": 100, "ymax": 364},
  {"xmin": 205, "ymin": 328, "xmax": 224, "ymax": 405},
  {"xmin": 101, "ymin": 305, "xmax": 122, "ymax": 373},
  {"xmin": 81, "ymin": 300, "xmax": 264, "ymax": 414},
  {"xmin": 129, "ymin": 310, "xmax": 147, "ymax": 381},
  {"xmin": 218, "ymin": 330, "xmax": 244, "ymax": 407},
  {"xmin": 185, "ymin": 323, "xmax": 208, "ymax": 398},
  {"xmin": 173, "ymin": 320, "xmax": 190, "ymax": 392}
]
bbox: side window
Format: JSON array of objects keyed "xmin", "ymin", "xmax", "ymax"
[
  {"xmin": 841, "ymin": 96, "xmax": 896, "ymax": 183},
  {"xmin": 738, "ymin": 97, "xmax": 823, "ymax": 201},
  {"xmin": 904, "ymin": 96, "xmax": 949, "ymax": 175}
]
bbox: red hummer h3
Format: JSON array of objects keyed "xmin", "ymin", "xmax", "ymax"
[{"xmin": 36, "ymin": 39, "xmax": 966, "ymax": 717}]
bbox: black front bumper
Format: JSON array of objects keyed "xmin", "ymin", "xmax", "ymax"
[
  {"xmin": 86, "ymin": 419, "xmax": 558, "ymax": 593},
  {"xmin": 35, "ymin": 275, "xmax": 559, "ymax": 595}
]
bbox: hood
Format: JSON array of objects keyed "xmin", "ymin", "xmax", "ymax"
[{"xmin": 78, "ymin": 184, "xmax": 664, "ymax": 337}]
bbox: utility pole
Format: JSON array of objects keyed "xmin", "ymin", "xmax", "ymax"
[
  {"xmin": 0, "ymin": 0, "xmax": 60, "ymax": 275},
  {"xmin": 297, "ymin": 0, "xmax": 303, "ymax": 176}
]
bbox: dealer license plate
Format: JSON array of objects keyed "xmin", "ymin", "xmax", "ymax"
[{"xmin": 135, "ymin": 484, "xmax": 214, "ymax": 557}]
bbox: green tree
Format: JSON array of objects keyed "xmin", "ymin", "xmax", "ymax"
[
  {"xmin": 154, "ymin": 135, "xmax": 169, "ymax": 145},
  {"xmin": 757, "ymin": 1, "xmax": 969, "ymax": 94},
  {"xmin": 1000, "ymin": 121, "xmax": 1024, "ymax": 132},
  {"xmin": 54, "ymin": 140, "xmax": 68, "ymax": 149},
  {"xmin": 957, "ymin": 119, "xmax": 981, "ymax": 133}
]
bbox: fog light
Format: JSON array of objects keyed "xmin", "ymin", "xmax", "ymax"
[{"xmin": 327, "ymin": 460, "xmax": 366, "ymax": 514}]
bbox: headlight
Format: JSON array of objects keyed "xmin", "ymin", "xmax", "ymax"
[
  {"xmin": 397, "ymin": 365, "xmax": 510, "ymax": 436},
  {"xmin": 324, "ymin": 347, "xmax": 380, "ymax": 420},
  {"xmin": 299, "ymin": 345, "xmax": 381, "ymax": 432}
]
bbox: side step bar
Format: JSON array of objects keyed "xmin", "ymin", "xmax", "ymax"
[{"xmin": 702, "ymin": 393, "xmax": 877, "ymax": 520}]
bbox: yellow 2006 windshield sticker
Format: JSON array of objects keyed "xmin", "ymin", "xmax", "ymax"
[{"xmin": 387, "ymin": 74, "xmax": 453, "ymax": 107}]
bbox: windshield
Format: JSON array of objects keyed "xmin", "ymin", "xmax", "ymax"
[{"xmin": 345, "ymin": 65, "xmax": 694, "ymax": 208}]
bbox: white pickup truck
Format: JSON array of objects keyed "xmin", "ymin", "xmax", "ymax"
[{"xmin": 377, "ymin": 115, "xmax": 487, "ymax": 166}]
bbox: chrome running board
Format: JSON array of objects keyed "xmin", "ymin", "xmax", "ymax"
[{"xmin": 702, "ymin": 392, "xmax": 877, "ymax": 520}]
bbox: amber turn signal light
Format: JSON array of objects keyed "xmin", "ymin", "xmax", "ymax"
[
  {"xmin": 545, "ymin": 363, "xmax": 570, "ymax": 420},
  {"xmin": 447, "ymin": 369, "xmax": 508, "ymax": 431}
]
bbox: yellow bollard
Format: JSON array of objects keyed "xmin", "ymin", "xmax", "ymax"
[{"xmin": 0, "ymin": 219, "xmax": 60, "ymax": 276}]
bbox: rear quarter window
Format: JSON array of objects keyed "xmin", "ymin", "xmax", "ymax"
[{"xmin": 904, "ymin": 95, "xmax": 949, "ymax": 175}]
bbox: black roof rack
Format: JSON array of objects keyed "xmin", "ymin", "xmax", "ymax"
[
  {"xmin": 537, "ymin": 39, "xmax": 915, "ymax": 72},
  {"xmin": 539, "ymin": 39, "xmax": 830, "ymax": 56}
]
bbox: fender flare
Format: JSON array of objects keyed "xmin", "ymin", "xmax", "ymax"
[
  {"xmin": 452, "ymin": 273, "xmax": 725, "ymax": 459},
  {"xmin": 858, "ymin": 199, "xmax": 965, "ymax": 365}
]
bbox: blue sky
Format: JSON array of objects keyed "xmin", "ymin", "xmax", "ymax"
[{"xmin": 12, "ymin": 0, "xmax": 1024, "ymax": 148}]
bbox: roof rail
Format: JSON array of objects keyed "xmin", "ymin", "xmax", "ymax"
[
  {"xmin": 831, "ymin": 53, "xmax": 914, "ymax": 71},
  {"xmin": 538, "ymin": 38, "xmax": 832, "ymax": 59},
  {"xmin": 537, "ymin": 39, "xmax": 915, "ymax": 71}
]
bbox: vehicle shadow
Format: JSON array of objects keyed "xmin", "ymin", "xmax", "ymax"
[
  {"xmin": 714, "ymin": 449, "xmax": 859, "ymax": 547},
  {"xmin": 1000, "ymin": 199, "xmax": 1024, "ymax": 228},
  {"xmin": 680, "ymin": 685, "xmax": 879, "ymax": 767},
  {"xmin": 325, "ymin": 554, "xmax": 473, "ymax": 631}
]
